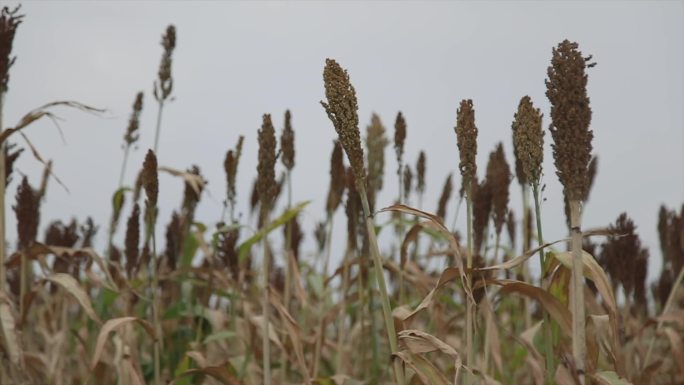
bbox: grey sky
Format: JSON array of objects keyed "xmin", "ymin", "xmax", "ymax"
[{"xmin": 4, "ymin": 1, "xmax": 683, "ymax": 284}]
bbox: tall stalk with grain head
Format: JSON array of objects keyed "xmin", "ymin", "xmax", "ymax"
[
  {"xmin": 256, "ymin": 114, "xmax": 277, "ymax": 385},
  {"xmin": 454, "ymin": 99, "xmax": 477, "ymax": 385},
  {"xmin": 546, "ymin": 40, "xmax": 595, "ymax": 384},
  {"xmin": 0, "ymin": 5, "xmax": 22, "ymax": 293},
  {"xmin": 321, "ymin": 58, "xmax": 404, "ymax": 385},
  {"xmin": 511, "ymin": 95, "xmax": 555, "ymax": 381}
]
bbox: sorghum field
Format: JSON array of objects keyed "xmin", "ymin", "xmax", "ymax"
[{"xmin": 0, "ymin": 4, "xmax": 682, "ymax": 385}]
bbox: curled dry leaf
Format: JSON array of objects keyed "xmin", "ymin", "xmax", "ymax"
[
  {"xmin": 474, "ymin": 227, "xmax": 612, "ymax": 272},
  {"xmin": 485, "ymin": 279, "xmax": 572, "ymax": 335},
  {"xmin": 0, "ymin": 100, "xmax": 105, "ymax": 145},
  {"xmin": 91, "ymin": 317, "xmax": 156, "ymax": 370},
  {"xmin": 158, "ymin": 166, "xmax": 207, "ymax": 196},
  {"xmin": 43, "ymin": 273, "xmax": 102, "ymax": 325},
  {"xmin": 398, "ymin": 329, "xmax": 461, "ymax": 385},
  {"xmin": 394, "ymin": 351, "xmax": 450, "ymax": 385}
]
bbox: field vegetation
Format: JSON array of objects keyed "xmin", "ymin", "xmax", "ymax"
[{"xmin": 0, "ymin": 5, "xmax": 682, "ymax": 385}]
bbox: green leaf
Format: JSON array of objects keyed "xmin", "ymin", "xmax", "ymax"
[
  {"xmin": 111, "ymin": 187, "xmax": 130, "ymax": 211},
  {"xmin": 237, "ymin": 201, "xmax": 310, "ymax": 262},
  {"xmin": 173, "ymin": 356, "xmax": 193, "ymax": 385},
  {"xmin": 181, "ymin": 229, "xmax": 201, "ymax": 268}
]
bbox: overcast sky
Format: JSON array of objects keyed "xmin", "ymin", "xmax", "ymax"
[{"xmin": 4, "ymin": 1, "xmax": 683, "ymax": 284}]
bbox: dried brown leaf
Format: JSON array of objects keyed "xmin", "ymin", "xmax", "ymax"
[
  {"xmin": 0, "ymin": 298, "xmax": 21, "ymax": 365},
  {"xmin": 91, "ymin": 317, "xmax": 156, "ymax": 370},
  {"xmin": 43, "ymin": 273, "xmax": 101, "ymax": 324}
]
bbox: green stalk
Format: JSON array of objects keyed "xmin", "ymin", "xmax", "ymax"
[
  {"xmin": 569, "ymin": 200, "xmax": 586, "ymax": 385},
  {"xmin": 465, "ymin": 185, "xmax": 474, "ymax": 385},
  {"xmin": 118, "ymin": 145, "xmax": 131, "ymax": 188},
  {"xmin": 153, "ymin": 102, "xmax": 164, "ymax": 155},
  {"xmin": 532, "ymin": 182, "xmax": 555, "ymax": 385},
  {"xmin": 358, "ymin": 184, "xmax": 405, "ymax": 385}
]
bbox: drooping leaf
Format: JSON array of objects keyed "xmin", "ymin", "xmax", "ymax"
[{"xmin": 44, "ymin": 273, "xmax": 102, "ymax": 324}]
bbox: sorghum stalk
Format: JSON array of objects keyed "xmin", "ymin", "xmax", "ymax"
[
  {"xmin": 0, "ymin": 5, "xmax": 23, "ymax": 293},
  {"xmin": 321, "ymin": 58, "xmax": 404, "ymax": 384},
  {"xmin": 455, "ymin": 99, "xmax": 477, "ymax": 385},
  {"xmin": 512, "ymin": 95, "xmax": 552, "ymax": 380},
  {"xmin": 141, "ymin": 150, "xmax": 161, "ymax": 385},
  {"xmin": 546, "ymin": 40, "xmax": 595, "ymax": 384},
  {"xmin": 257, "ymin": 114, "xmax": 277, "ymax": 385}
]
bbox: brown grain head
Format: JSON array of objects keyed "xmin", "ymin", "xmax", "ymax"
[
  {"xmin": 416, "ymin": 151, "xmax": 426, "ymax": 195},
  {"xmin": 403, "ymin": 164, "xmax": 413, "ymax": 202},
  {"xmin": 326, "ymin": 140, "xmax": 346, "ymax": 213},
  {"xmin": 546, "ymin": 40, "xmax": 594, "ymax": 202},
  {"xmin": 669, "ymin": 206, "xmax": 684, "ymax": 274},
  {"xmin": 486, "ymin": 143, "xmax": 511, "ymax": 236},
  {"xmin": 142, "ymin": 150, "xmax": 158, "ymax": 208},
  {"xmin": 321, "ymin": 59, "xmax": 365, "ymax": 189},
  {"xmin": 506, "ymin": 210, "xmax": 516, "ymax": 249},
  {"xmin": 394, "ymin": 111, "xmax": 406, "ymax": 167},
  {"xmin": 4, "ymin": 142, "xmax": 23, "ymax": 187},
  {"xmin": 14, "ymin": 176, "xmax": 39, "ymax": 250},
  {"xmin": 124, "ymin": 92, "xmax": 144, "ymax": 146},
  {"xmin": 224, "ymin": 135, "xmax": 244, "ymax": 206},
  {"xmin": 181, "ymin": 165, "xmax": 205, "ymax": 220},
  {"xmin": 284, "ymin": 213, "xmax": 303, "ymax": 261},
  {"xmin": 601, "ymin": 213, "xmax": 643, "ymax": 299},
  {"xmin": 163, "ymin": 211, "xmax": 181, "ymax": 271},
  {"xmin": 281, "ymin": 109, "xmax": 295, "ymax": 171},
  {"xmin": 257, "ymin": 114, "xmax": 277, "ymax": 221},
  {"xmin": 512, "ymin": 95, "xmax": 544, "ymax": 185},
  {"xmin": 365, "ymin": 113, "xmax": 388, "ymax": 210},
  {"xmin": 0, "ymin": 5, "xmax": 23, "ymax": 94},
  {"xmin": 216, "ymin": 224, "xmax": 240, "ymax": 280},
  {"xmin": 125, "ymin": 203, "xmax": 140, "ymax": 278},
  {"xmin": 249, "ymin": 177, "xmax": 259, "ymax": 215},
  {"xmin": 154, "ymin": 25, "xmax": 176, "ymax": 102},
  {"xmin": 655, "ymin": 269, "xmax": 673, "ymax": 308},
  {"xmin": 657, "ymin": 205, "xmax": 672, "ymax": 261},
  {"xmin": 633, "ymin": 248, "xmax": 649, "ymax": 313},
  {"xmin": 455, "ymin": 99, "xmax": 478, "ymax": 191},
  {"xmin": 436, "ymin": 173, "xmax": 453, "ymax": 221},
  {"xmin": 473, "ymin": 177, "xmax": 492, "ymax": 254}
]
